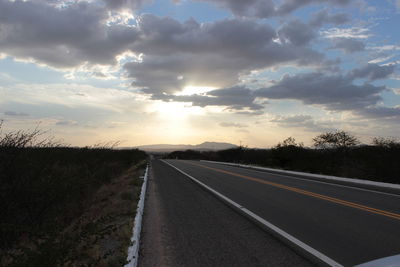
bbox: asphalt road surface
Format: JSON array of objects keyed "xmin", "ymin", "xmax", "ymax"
[
  {"xmin": 139, "ymin": 159, "xmax": 313, "ymax": 267},
  {"xmin": 158, "ymin": 159, "xmax": 400, "ymax": 266}
]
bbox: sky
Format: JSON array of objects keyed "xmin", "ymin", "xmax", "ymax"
[{"xmin": 0, "ymin": 0, "xmax": 399, "ymax": 147}]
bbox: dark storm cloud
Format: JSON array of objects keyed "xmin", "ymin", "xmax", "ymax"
[
  {"xmin": 0, "ymin": 0, "xmax": 139, "ymax": 67},
  {"xmin": 330, "ymin": 38, "xmax": 365, "ymax": 54}
]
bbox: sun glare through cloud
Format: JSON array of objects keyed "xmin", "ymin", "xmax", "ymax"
[
  {"xmin": 150, "ymin": 101, "xmax": 204, "ymax": 119},
  {"xmin": 176, "ymin": 86, "xmax": 217, "ymax": 96},
  {"xmin": 0, "ymin": 0, "xmax": 399, "ymax": 147}
]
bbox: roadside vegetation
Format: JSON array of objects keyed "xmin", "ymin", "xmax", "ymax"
[
  {"xmin": 166, "ymin": 130, "xmax": 400, "ymax": 184},
  {"xmin": 0, "ymin": 122, "xmax": 147, "ymax": 266}
]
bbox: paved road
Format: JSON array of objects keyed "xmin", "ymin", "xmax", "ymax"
[
  {"xmin": 139, "ymin": 159, "xmax": 313, "ymax": 267},
  {"xmin": 163, "ymin": 159, "xmax": 400, "ymax": 266}
]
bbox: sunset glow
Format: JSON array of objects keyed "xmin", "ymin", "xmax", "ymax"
[{"xmin": 0, "ymin": 0, "xmax": 399, "ymax": 147}]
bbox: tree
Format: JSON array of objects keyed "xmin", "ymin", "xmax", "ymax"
[
  {"xmin": 275, "ymin": 137, "xmax": 304, "ymax": 148},
  {"xmin": 372, "ymin": 137, "xmax": 400, "ymax": 148},
  {"xmin": 313, "ymin": 130, "xmax": 359, "ymax": 149}
]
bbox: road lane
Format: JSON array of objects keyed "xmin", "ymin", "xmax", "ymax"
[
  {"xmin": 188, "ymin": 161, "xmax": 400, "ymax": 220},
  {"xmin": 139, "ymin": 160, "xmax": 313, "ymax": 267},
  {"xmin": 165, "ymin": 159, "xmax": 400, "ymax": 266}
]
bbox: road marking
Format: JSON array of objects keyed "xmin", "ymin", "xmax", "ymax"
[
  {"xmin": 203, "ymin": 161, "xmax": 400, "ymax": 198},
  {"xmin": 186, "ymin": 161, "xmax": 400, "ymax": 221},
  {"xmin": 161, "ymin": 160, "xmax": 343, "ymax": 267}
]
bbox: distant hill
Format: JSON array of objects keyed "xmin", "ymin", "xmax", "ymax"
[{"xmin": 136, "ymin": 141, "xmax": 238, "ymax": 152}]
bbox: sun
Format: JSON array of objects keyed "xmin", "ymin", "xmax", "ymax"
[{"xmin": 176, "ymin": 86, "xmax": 216, "ymax": 96}]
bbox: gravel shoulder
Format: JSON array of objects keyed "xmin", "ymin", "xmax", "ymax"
[{"xmin": 139, "ymin": 159, "xmax": 314, "ymax": 267}]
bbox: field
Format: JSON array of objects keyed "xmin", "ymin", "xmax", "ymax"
[{"xmin": 0, "ymin": 126, "xmax": 148, "ymax": 266}]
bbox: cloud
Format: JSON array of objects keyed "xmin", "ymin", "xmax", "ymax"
[
  {"xmin": 271, "ymin": 114, "xmax": 313, "ymax": 124},
  {"xmin": 255, "ymin": 72, "xmax": 385, "ymax": 112},
  {"xmin": 136, "ymin": 62, "xmax": 395, "ymax": 119},
  {"xmin": 55, "ymin": 119, "xmax": 78, "ymax": 126},
  {"xmin": 4, "ymin": 111, "xmax": 29, "ymax": 117},
  {"xmin": 278, "ymin": 19, "xmax": 315, "ymax": 46},
  {"xmin": 0, "ymin": 2, "xmax": 327, "ymax": 85},
  {"xmin": 0, "ymin": 0, "xmax": 139, "ymax": 68},
  {"xmin": 368, "ymin": 56, "xmax": 393, "ymax": 64},
  {"xmin": 321, "ymin": 27, "xmax": 371, "ymax": 39},
  {"xmin": 355, "ymin": 0, "xmax": 376, "ymax": 13},
  {"xmin": 219, "ymin": 122, "xmax": 248, "ymax": 128},
  {"xmin": 102, "ymin": 0, "xmax": 151, "ymax": 11},
  {"xmin": 37, "ymin": 0, "xmax": 150, "ymax": 12},
  {"xmin": 160, "ymin": 86, "xmax": 263, "ymax": 111},
  {"xmin": 196, "ymin": 0, "xmax": 276, "ymax": 18},
  {"xmin": 190, "ymin": 0, "xmax": 350, "ymax": 18},
  {"xmin": 270, "ymin": 114, "xmax": 334, "ymax": 132},
  {"xmin": 355, "ymin": 106, "xmax": 400, "ymax": 119},
  {"xmin": 369, "ymin": 45, "xmax": 400, "ymax": 52},
  {"xmin": 131, "ymin": 15, "xmax": 276, "ymax": 56},
  {"xmin": 329, "ymin": 38, "xmax": 365, "ymax": 53},
  {"xmin": 254, "ymin": 67, "xmax": 399, "ymax": 120},
  {"xmin": 0, "ymin": 1, "xmax": 334, "ymax": 106},
  {"xmin": 0, "ymin": 82, "xmax": 141, "ymax": 113},
  {"xmin": 258, "ymin": 72, "xmax": 400, "ymax": 122},
  {"xmin": 310, "ymin": 9, "xmax": 349, "ymax": 27},
  {"xmin": 275, "ymin": 0, "xmax": 350, "ymax": 16},
  {"xmin": 348, "ymin": 63, "xmax": 396, "ymax": 81},
  {"xmin": 124, "ymin": 15, "xmax": 326, "ymax": 99}
]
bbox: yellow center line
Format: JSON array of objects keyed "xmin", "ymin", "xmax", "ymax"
[{"xmin": 186, "ymin": 162, "xmax": 400, "ymax": 221}]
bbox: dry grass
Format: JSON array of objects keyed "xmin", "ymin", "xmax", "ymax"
[
  {"xmin": 0, "ymin": 124, "xmax": 148, "ymax": 266},
  {"xmin": 60, "ymin": 163, "xmax": 145, "ymax": 267}
]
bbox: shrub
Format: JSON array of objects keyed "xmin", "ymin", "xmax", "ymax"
[
  {"xmin": 313, "ymin": 130, "xmax": 359, "ymax": 149},
  {"xmin": 0, "ymin": 124, "xmax": 147, "ymax": 257}
]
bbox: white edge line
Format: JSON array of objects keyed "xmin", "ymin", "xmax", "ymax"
[
  {"xmin": 161, "ymin": 160, "xmax": 343, "ymax": 267},
  {"xmin": 125, "ymin": 164, "xmax": 149, "ymax": 267},
  {"xmin": 201, "ymin": 160, "xmax": 400, "ymax": 194}
]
